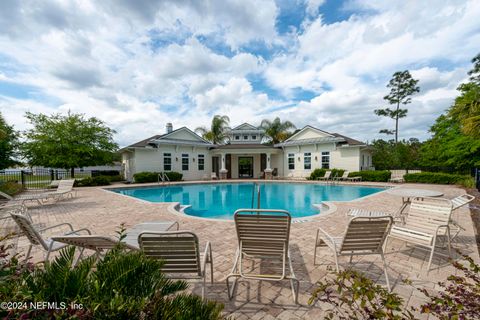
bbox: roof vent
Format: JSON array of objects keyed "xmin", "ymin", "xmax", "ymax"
[{"xmin": 166, "ymin": 123, "xmax": 173, "ymax": 133}]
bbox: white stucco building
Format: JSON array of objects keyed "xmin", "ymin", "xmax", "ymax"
[{"xmin": 119, "ymin": 123, "xmax": 373, "ymax": 182}]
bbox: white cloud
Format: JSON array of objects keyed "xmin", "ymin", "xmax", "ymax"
[{"xmin": 0, "ymin": 0, "xmax": 479, "ymax": 147}]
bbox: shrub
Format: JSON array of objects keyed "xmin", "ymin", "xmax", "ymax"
[
  {"xmin": 133, "ymin": 172, "xmax": 183, "ymax": 183},
  {"xmin": 349, "ymin": 170, "xmax": 391, "ymax": 182},
  {"xmin": 134, "ymin": 172, "xmax": 159, "ymax": 183},
  {"xmin": 0, "ymin": 228, "xmax": 226, "ymax": 320},
  {"xmin": 91, "ymin": 170, "xmax": 120, "ymax": 177},
  {"xmin": 404, "ymin": 172, "xmax": 473, "ymax": 187},
  {"xmin": 107, "ymin": 174, "xmax": 124, "ymax": 182},
  {"xmin": 164, "ymin": 171, "xmax": 183, "ymax": 181},
  {"xmin": 0, "ymin": 180, "xmax": 22, "ymax": 196},
  {"xmin": 75, "ymin": 176, "xmax": 111, "ymax": 187},
  {"xmin": 308, "ymin": 168, "xmax": 327, "ymax": 180}
]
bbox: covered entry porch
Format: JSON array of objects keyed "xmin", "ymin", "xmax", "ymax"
[{"xmin": 210, "ymin": 145, "xmax": 282, "ymax": 180}]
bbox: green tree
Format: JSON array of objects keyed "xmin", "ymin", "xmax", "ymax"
[
  {"xmin": 448, "ymin": 54, "xmax": 480, "ymax": 138},
  {"xmin": 260, "ymin": 117, "xmax": 296, "ymax": 144},
  {"xmin": 419, "ymin": 114, "xmax": 480, "ymax": 172},
  {"xmin": 195, "ymin": 115, "xmax": 230, "ymax": 144},
  {"xmin": 0, "ymin": 112, "xmax": 19, "ymax": 169},
  {"xmin": 375, "ymin": 71, "xmax": 420, "ymax": 143},
  {"xmin": 371, "ymin": 138, "xmax": 422, "ymax": 170},
  {"xmin": 21, "ymin": 112, "xmax": 118, "ymax": 176}
]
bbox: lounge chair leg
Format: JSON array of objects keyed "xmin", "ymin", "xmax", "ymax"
[
  {"xmin": 426, "ymin": 246, "xmax": 435, "ymax": 273},
  {"xmin": 25, "ymin": 244, "xmax": 33, "ymax": 264},
  {"xmin": 333, "ymin": 253, "xmax": 340, "ymax": 272},
  {"xmin": 202, "ymin": 274, "xmax": 206, "ymax": 299},
  {"xmin": 226, "ymin": 275, "xmax": 239, "ymax": 300},
  {"xmin": 349, "ymin": 253, "xmax": 353, "ymax": 264},
  {"xmin": 446, "ymin": 227, "xmax": 452, "ymax": 257},
  {"xmin": 380, "ymin": 251, "xmax": 391, "ymax": 292}
]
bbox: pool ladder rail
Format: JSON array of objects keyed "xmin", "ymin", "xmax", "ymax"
[
  {"xmin": 158, "ymin": 172, "xmax": 170, "ymax": 184},
  {"xmin": 251, "ymin": 182, "xmax": 261, "ymax": 209}
]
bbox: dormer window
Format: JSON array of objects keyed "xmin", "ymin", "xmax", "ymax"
[
  {"xmin": 243, "ymin": 135, "xmax": 248, "ymax": 140},
  {"xmin": 235, "ymin": 135, "xmax": 240, "ymax": 140}
]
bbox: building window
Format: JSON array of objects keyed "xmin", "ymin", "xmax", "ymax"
[
  {"xmin": 321, "ymin": 152, "xmax": 330, "ymax": 169},
  {"xmin": 243, "ymin": 135, "xmax": 248, "ymax": 140},
  {"xmin": 288, "ymin": 153, "xmax": 295, "ymax": 170},
  {"xmin": 252, "ymin": 135, "xmax": 257, "ymax": 140},
  {"xmin": 304, "ymin": 153, "xmax": 311, "ymax": 170},
  {"xmin": 182, "ymin": 154, "xmax": 189, "ymax": 171},
  {"xmin": 198, "ymin": 154, "xmax": 205, "ymax": 171},
  {"xmin": 235, "ymin": 135, "xmax": 240, "ymax": 140},
  {"xmin": 163, "ymin": 153, "xmax": 172, "ymax": 171}
]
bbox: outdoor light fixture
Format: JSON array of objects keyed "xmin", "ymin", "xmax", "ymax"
[{"xmin": 315, "ymin": 156, "xmax": 318, "ymax": 161}]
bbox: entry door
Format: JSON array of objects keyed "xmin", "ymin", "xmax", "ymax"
[
  {"xmin": 238, "ymin": 157, "xmax": 254, "ymax": 178},
  {"xmin": 212, "ymin": 156, "xmax": 219, "ymax": 177}
]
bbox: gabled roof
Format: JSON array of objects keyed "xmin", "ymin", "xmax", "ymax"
[
  {"xmin": 231, "ymin": 123, "xmax": 260, "ymax": 131},
  {"xmin": 120, "ymin": 127, "xmax": 212, "ymax": 152},
  {"xmin": 283, "ymin": 125, "xmax": 334, "ymax": 142},
  {"xmin": 274, "ymin": 125, "xmax": 365, "ymax": 147}
]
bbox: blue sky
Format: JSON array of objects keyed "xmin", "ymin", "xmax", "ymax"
[{"xmin": 0, "ymin": 0, "xmax": 479, "ymax": 146}]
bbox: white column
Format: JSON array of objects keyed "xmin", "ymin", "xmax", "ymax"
[{"xmin": 220, "ymin": 153, "xmax": 226, "ymax": 171}]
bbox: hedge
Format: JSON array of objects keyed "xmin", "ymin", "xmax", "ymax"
[
  {"xmin": 404, "ymin": 172, "xmax": 474, "ymax": 187},
  {"xmin": 0, "ymin": 181, "xmax": 22, "ymax": 196},
  {"xmin": 133, "ymin": 171, "xmax": 183, "ymax": 183},
  {"xmin": 75, "ymin": 176, "xmax": 111, "ymax": 187},
  {"xmin": 348, "ymin": 170, "xmax": 391, "ymax": 182}
]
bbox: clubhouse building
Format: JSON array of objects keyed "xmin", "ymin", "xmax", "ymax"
[{"xmin": 120, "ymin": 123, "xmax": 373, "ymax": 181}]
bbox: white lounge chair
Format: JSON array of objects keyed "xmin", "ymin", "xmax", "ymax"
[
  {"xmin": 385, "ymin": 197, "xmax": 453, "ymax": 272},
  {"xmin": 317, "ymin": 170, "xmax": 332, "ymax": 181},
  {"xmin": 347, "ymin": 208, "xmax": 404, "ymax": 224},
  {"xmin": 46, "ymin": 179, "xmax": 76, "ymax": 200},
  {"xmin": 337, "ymin": 171, "xmax": 350, "ymax": 181},
  {"xmin": 314, "ymin": 216, "xmax": 394, "ymax": 291},
  {"xmin": 51, "ymin": 235, "xmax": 137, "ymax": 261},
  {"xmin": 346, "ymin": 175, "xmax": 362, "ymax": 182},
  {"xmin": 138, "ymin": 231, "xmax": 213, "ymax": 299},
  {"xmin": 10, "ymin": 212, "xmax": 91, "ymax": 262},
  {"xmin": 388, "ymin": 170, "xmax": 405, "ymax": 183},
  {"xmin": 226, "ymin": 209, "xmax": 299, "ymax": 303}
]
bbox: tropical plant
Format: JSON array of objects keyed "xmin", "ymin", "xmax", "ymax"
[
  {"xmin": 195, "ymin": 115, "xmax": 230, "ymax": 144},
  {"xmin": 260, "ymin": 117, "xmax": 296, "ymax": 144},
  {"xmin": 21, "ymin": 111, "xmax": 119, "ymax": 177},
  {"xmin": 0, "ymin": 228, "xmax": 226, "ymax": 320},
  {"xmin": 374, "ymin": 71, "xmax": 420, "ymax": 143},
  {"xmin": 0, "ymin": 112, "xmax": 19, "ymax": 169}
]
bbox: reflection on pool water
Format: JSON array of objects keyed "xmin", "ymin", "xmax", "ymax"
[{"xmin": 111, "ymin": 182, "xmax": 385, "ymax": 220}]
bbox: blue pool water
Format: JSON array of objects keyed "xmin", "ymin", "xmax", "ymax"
[{"xmin": 111, "ymin": 183, "xmax": 385, "ymax": 220}]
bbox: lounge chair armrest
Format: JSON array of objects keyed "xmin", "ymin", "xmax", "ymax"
[
  {"xmin": 316, "ymin": 227, "xmax": 335, "ymax": 247},
  {"xmin": 202, "ymin": 241, "xmax": 212, "ymax": 271},
  {"xmin": 38, "ymin": 222, "xmax": 74, "ymax": 233},
  {"xmin": 65, "ymin": 228, "xmax": 92, "ymax": 235},
  {"xmin": 435, "ymin": 224, "xmax": 450, "ymax": 233},
  {"xmin": 167, "ymin": 221, "xmax": 180, "ymax": 231}
]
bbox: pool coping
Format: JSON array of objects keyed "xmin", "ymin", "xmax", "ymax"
[{"xmin": 102, "ymin": 180, "xmax": 394, "ymax": 223}]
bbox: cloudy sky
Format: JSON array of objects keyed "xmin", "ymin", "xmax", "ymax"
[{"xmin": 0, "ymin": 0, "xmax": 479, "ymax": 146}]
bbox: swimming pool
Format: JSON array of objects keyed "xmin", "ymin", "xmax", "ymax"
[{"xmin": 111, "ymin": 182, "xmax": 385, "ymax": 220}]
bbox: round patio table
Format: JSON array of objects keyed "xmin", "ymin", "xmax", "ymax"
[{"xmin": 386, "ymin": 188, "xmax": 444, "ymax": 218}]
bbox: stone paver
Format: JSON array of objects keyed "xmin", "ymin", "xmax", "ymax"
[{"xmin": 1, "ymin": 181, "xmax": 478, "ymax": 318}]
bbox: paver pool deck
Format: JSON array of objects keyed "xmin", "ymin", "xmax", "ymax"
[{"xmin": 2, "ymin": 181, "xmax": 478, "ymax": 319}]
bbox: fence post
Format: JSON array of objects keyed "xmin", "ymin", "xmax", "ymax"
[
  {"xmin": 50, "ymin": 169, "xmax": 54, "ymax": 181},
  {"xmin": 20, "ymin": 170, "xmax": 25, "ymax": 189}
]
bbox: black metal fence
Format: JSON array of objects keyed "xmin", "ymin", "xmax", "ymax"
[{"xmin": 0, "ymin": 168, "xmax": 120, "ymax": 190}]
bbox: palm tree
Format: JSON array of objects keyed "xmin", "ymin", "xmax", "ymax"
[
  {"xmin": 260, "ymin": 117, "xmax": 296, "ymax": 144},
  {"xmin": 195, "ymin": 115, "xmax": 230, "ymax": 144}
]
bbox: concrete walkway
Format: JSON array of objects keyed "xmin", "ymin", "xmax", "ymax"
[{"xmin": 2, "ymin": 181, "xmax": 478, "ymax": 319}]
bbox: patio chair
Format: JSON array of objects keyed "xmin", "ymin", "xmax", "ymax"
[
  {"xmin": 226, "ymin": 209, "xmax": 299, "ymax": 303},
  {"xmin": 10, "ymin": 212, "xmax": 91, "ymax": 263},
  {"xmin": 338, "ymin": 171, "xmax": 350, "ymax": 181},
  {"xmin": 346, "ymin": 175, "xmax": 362, "ymax": 182},
  {"xmin": 347, "ymin": 208, "xmax": 403, "ymax": 224},
  {"xmin": 46, "ymin": 179, "xmax": 76, "ymax": 200},
  {"xmin": 138, "ymin": 231, "xmax": 213, "ymax": 299},
  {"xmin": 314, "ymin": 216, "xmax": 393, "ymax": 291},
  {"xmin": 211, "ymin": 172, "xmax": 218, "ymax": 180},
  {"xmin": 385, "ymin": 197, "xmax": 453, "ymax": 272},
  {"xmin": 388, "ymin": 170, "xmax": 405, "ymax": 183},
  {"xmin": 317, "ymin": 170, "xmax": 332, "ymax": 181},
  {"xmin": 0, "ymin": 190, "xmax": 47, "ymax": 206},
  {"xmin": 448, "ymin": 194, "xmax": 475, "ymax": 241}
]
